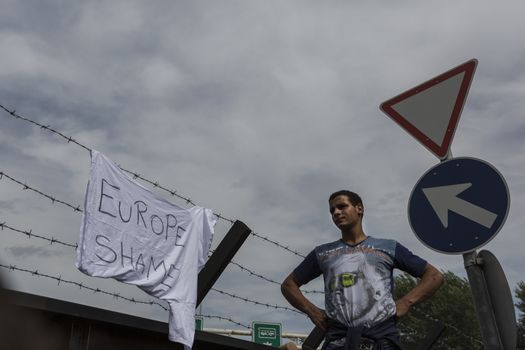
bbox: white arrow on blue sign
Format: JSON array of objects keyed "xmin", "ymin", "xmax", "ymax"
[{"xmin": 409, "ymin": 157, "xmax": 510, "ymax": 254}]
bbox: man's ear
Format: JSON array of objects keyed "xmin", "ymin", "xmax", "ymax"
[{"xmin": 356, "ymin": 204, "xmax": 364, "ymax": 215}]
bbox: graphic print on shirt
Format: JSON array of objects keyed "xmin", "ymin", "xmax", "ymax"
[{"xmin": 319, "ymin": 239, "xmax": 397, "ymax": 328}]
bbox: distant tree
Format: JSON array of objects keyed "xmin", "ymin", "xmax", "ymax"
[
  {"xmin": 394, "ymin": 271, "xmax": 482, "ymax": 350},
  {"xmin": 515, "ymin": 281, "xmax": 525, "ymax": 349}
]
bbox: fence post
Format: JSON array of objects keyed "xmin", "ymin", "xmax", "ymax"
[{"xmin": 197, "ymin": 220, "xmax": 251, "ymax": 306}]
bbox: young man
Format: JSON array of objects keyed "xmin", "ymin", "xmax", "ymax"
[{"xmin": 281, "ymin": 190, "xmax": 443, "ymax": 350}]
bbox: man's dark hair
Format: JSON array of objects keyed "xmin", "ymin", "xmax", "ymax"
[{"xmin": 328, "ymin": 190, "xmax": 363, "ymax": 206}]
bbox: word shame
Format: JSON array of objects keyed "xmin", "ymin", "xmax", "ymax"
[{"xmin": 95, "ymin": 234, "xmax": 180, "ymax": 289}]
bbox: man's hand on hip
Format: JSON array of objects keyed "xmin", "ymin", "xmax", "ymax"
[
  {"xmin": 395, "ymin": 298, "xmax": 411, "ymax": 318},
  {"xmin": 307, "ymin": 306, "xmax": 328, "ymax": 332}
]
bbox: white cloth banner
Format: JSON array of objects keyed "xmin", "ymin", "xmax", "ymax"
[{"xmin": 76, "ymin": 150, "xmax": 216, "ymax": 349}]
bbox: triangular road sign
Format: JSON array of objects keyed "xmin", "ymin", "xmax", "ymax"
[{"xmin": 380, "ymin": 59, "xmax": 477, "ymax": 159}]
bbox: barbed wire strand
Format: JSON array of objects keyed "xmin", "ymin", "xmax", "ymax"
[
  {"xmin": 0, "ymin": 219, "xmax": 303, "ymax": 317},
  {"xmin": 0, "ymin": 104, "xmax": 306, "ymax": 258},
  {"xmin": 0, "ymin": 104, "xmax": 91, "ymax": 153},
  {"xmin": 0, "ymin": 263, "xmax": 168, "ymax": 311},
  {"xmin": 228, "ymin": 258, "xmax": 322, "ymax": 294},
  {"xmin": 0, "ymin": 222, "xmax": 78, "ymax": 249},
  {"xmin": 196, "ymin": 314, "xmax": 251, "ymax": 330},
  {"xmin": 208, "ymin": 248, "xmax": 322, "ymax": 294},
  {"xmin": 0, "ymin": 262, "xmax": 252, "ymax": 330},
  {"xmin": 211, "ymin": 287, "xmax": 304, "ymax": 315},
  {"xmin": 0, "ymin": 243, "xmax": 299, "ymax": 328},
  {"xmin": 0, "ymin": 171, "xmax": 82, "ymax": 213},
  {"xmin": 0, "ymin": 219, "xmax": 322, "ymax": 294}
]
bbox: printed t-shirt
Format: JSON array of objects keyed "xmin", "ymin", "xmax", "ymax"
[{"xmin": 293, "ymin": 237, "xmax": 427, "ymax": 329}]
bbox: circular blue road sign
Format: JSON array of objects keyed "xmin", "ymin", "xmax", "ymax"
[{"xmin": 409, "ymin": 157, "xmax": 510, "ymax": 254}]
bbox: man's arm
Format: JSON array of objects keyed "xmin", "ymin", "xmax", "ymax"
[
  {"xmin": 395, "ymin": 263, "xmax": 443, "ymax": 317},
  {"xmin": 281, "ymin": 273, "xmax": 328, "ymax": 331}
]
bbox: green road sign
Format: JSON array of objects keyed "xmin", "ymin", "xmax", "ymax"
[
  {"xmin": 195, "ymin": 317, "xmax": 203, "ymax": 331},
  {"xmin": 252, "ymin": 321, "xmax": 281, "ymax": 347}
]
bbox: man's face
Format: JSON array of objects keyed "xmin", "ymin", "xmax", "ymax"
[{"xmin": 329, "ymin": 195, "xmax": 362, "ymax": 231}]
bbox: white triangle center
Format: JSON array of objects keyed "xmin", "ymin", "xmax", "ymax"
[{"xmin": 391, "ymin": 72, "xmax": 465, "ymax": 146}]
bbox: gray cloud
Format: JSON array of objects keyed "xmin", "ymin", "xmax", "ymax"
[{"xmin": 6, "ymin": 245, "xmax": 65, "ymax": 259}]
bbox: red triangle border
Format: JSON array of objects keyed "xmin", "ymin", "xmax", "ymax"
[{"xmin": 380, "ymin": 59, "xmax": 478, "ymax": 159}]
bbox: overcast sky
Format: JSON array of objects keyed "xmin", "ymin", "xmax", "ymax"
[{"xmin": 1, "ymin": 0, "xmax": 525, "ymax": 342}]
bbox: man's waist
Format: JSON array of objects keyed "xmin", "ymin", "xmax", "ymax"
[
  {"xmin": 324, "ymin": 316, "xmax": 400, "ymax": 349},
  {"xmin": 326, "ymin": 315, "xmax": 397, "ymax": 332}
]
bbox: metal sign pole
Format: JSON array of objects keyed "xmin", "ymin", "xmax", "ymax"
[{"xmin": 463, "ymin": 250, "xmax": 503, "ymax": 349}]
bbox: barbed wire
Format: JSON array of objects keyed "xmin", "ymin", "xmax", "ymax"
[
  {"xmin": 0, "ymin": 104, "xmax": 91, "ymax": 153},
  {"xmin": 0, "ymin": 104, "xmax": 306, "ymax": 258},
  {"xmin": 0, "ymin": 233, "xmax": 301, "ymax": 324},
  {"xmin": 208, "ymin": 248, "xmax": 322, "ymax": 294},
  {"xmin": 0, "ymin": 169, "xmax": 481, "ymax": 340},
  {"xmin": 196, "ymin": 314, "xmax": 251, "ymax": 330},
  {"xmin": 1, "ymin": 217, "xmax": 322, "ymax": 296},
  {"xmin": 227, "ymin": 257, "xmax": 323, "ymax": 294},
  {"xmin": 1, "ymin": 159, "xmax": 309, "ymax": 290},
  {"xmin": 2, "ymin": 105, "xmax": 483, "ymax": 345},
  {"xmin": 211, "ymin": 287, "xmax": 304, "ymax": 315},
  {"xmin": 117, "ymin": 165, "xmax": 198, "ymax": 208},
  {"xmin": 0, "ymin": 221, "xmax": 78, "ymax": 249},
  {"xmin": 0, "ymin": 171, "xmax": 83, "ymax": 213},
  {"xmin": 0, "ymin": 262, "xmax": 169, "ymax": 311},
  {"xmin": 249, "ymin": 231, "xmax": 305, "ymax": 258},
  {"xmin": 2, "ymin": 260, "xmax": 476, "ymax": 345},
  {"xmin": 1, "ymin": 209, "xmax": 313, "ymax": 316},
  {"xmin": 0, "ymin": 187, "xmax": 482, "ymax": 347},
  {"xmin": 0, "ymin": 262, "xmax": 253, "ymax": 330}
]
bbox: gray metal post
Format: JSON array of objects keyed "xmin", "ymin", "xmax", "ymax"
[
  {"xmin": 463, "ymin": 250, "xmax": 503, "ymax": 349},
  {"xmin": 478, "ymin": 250, "xmax": 517, "ymax": 350}
]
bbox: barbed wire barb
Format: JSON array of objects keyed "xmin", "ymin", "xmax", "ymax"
[
  {"xmin": 211, "ymin": 287, "xmax": 304, "ymax": 315},
  {"xmin": 196, "ymin": 314, "xmax": 251, "ymax": 329}
]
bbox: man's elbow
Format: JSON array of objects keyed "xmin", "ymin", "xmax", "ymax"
[
  {"xmin": 280, "ymin": 283, "xmax": 288, "ymax": 297},
  {"xmin": 281, "ymin": 274, "xmax": 297, "ymax": 296},
  {"xmin": 435, "ymin": 270, "xmax": 444, "ymax": 288},
  {"xmin": 427, "ymin": 265, "xmax": 444, "ymax": 288}
]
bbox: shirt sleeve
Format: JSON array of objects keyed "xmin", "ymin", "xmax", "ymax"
[
  {"xmin": 198, "ymin": 208, "xmax": 217, "ymax": 271},
  {"xmin": 292, "ymin": 250, "xmax": 322, "ymax": 285},
  {"xmin": 188, "ymin": 206, "xmax": 217, "ymax": 272},
  {"xmin": 393, "ymin": 242, "xmax": 428, "ymax": 278}
]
